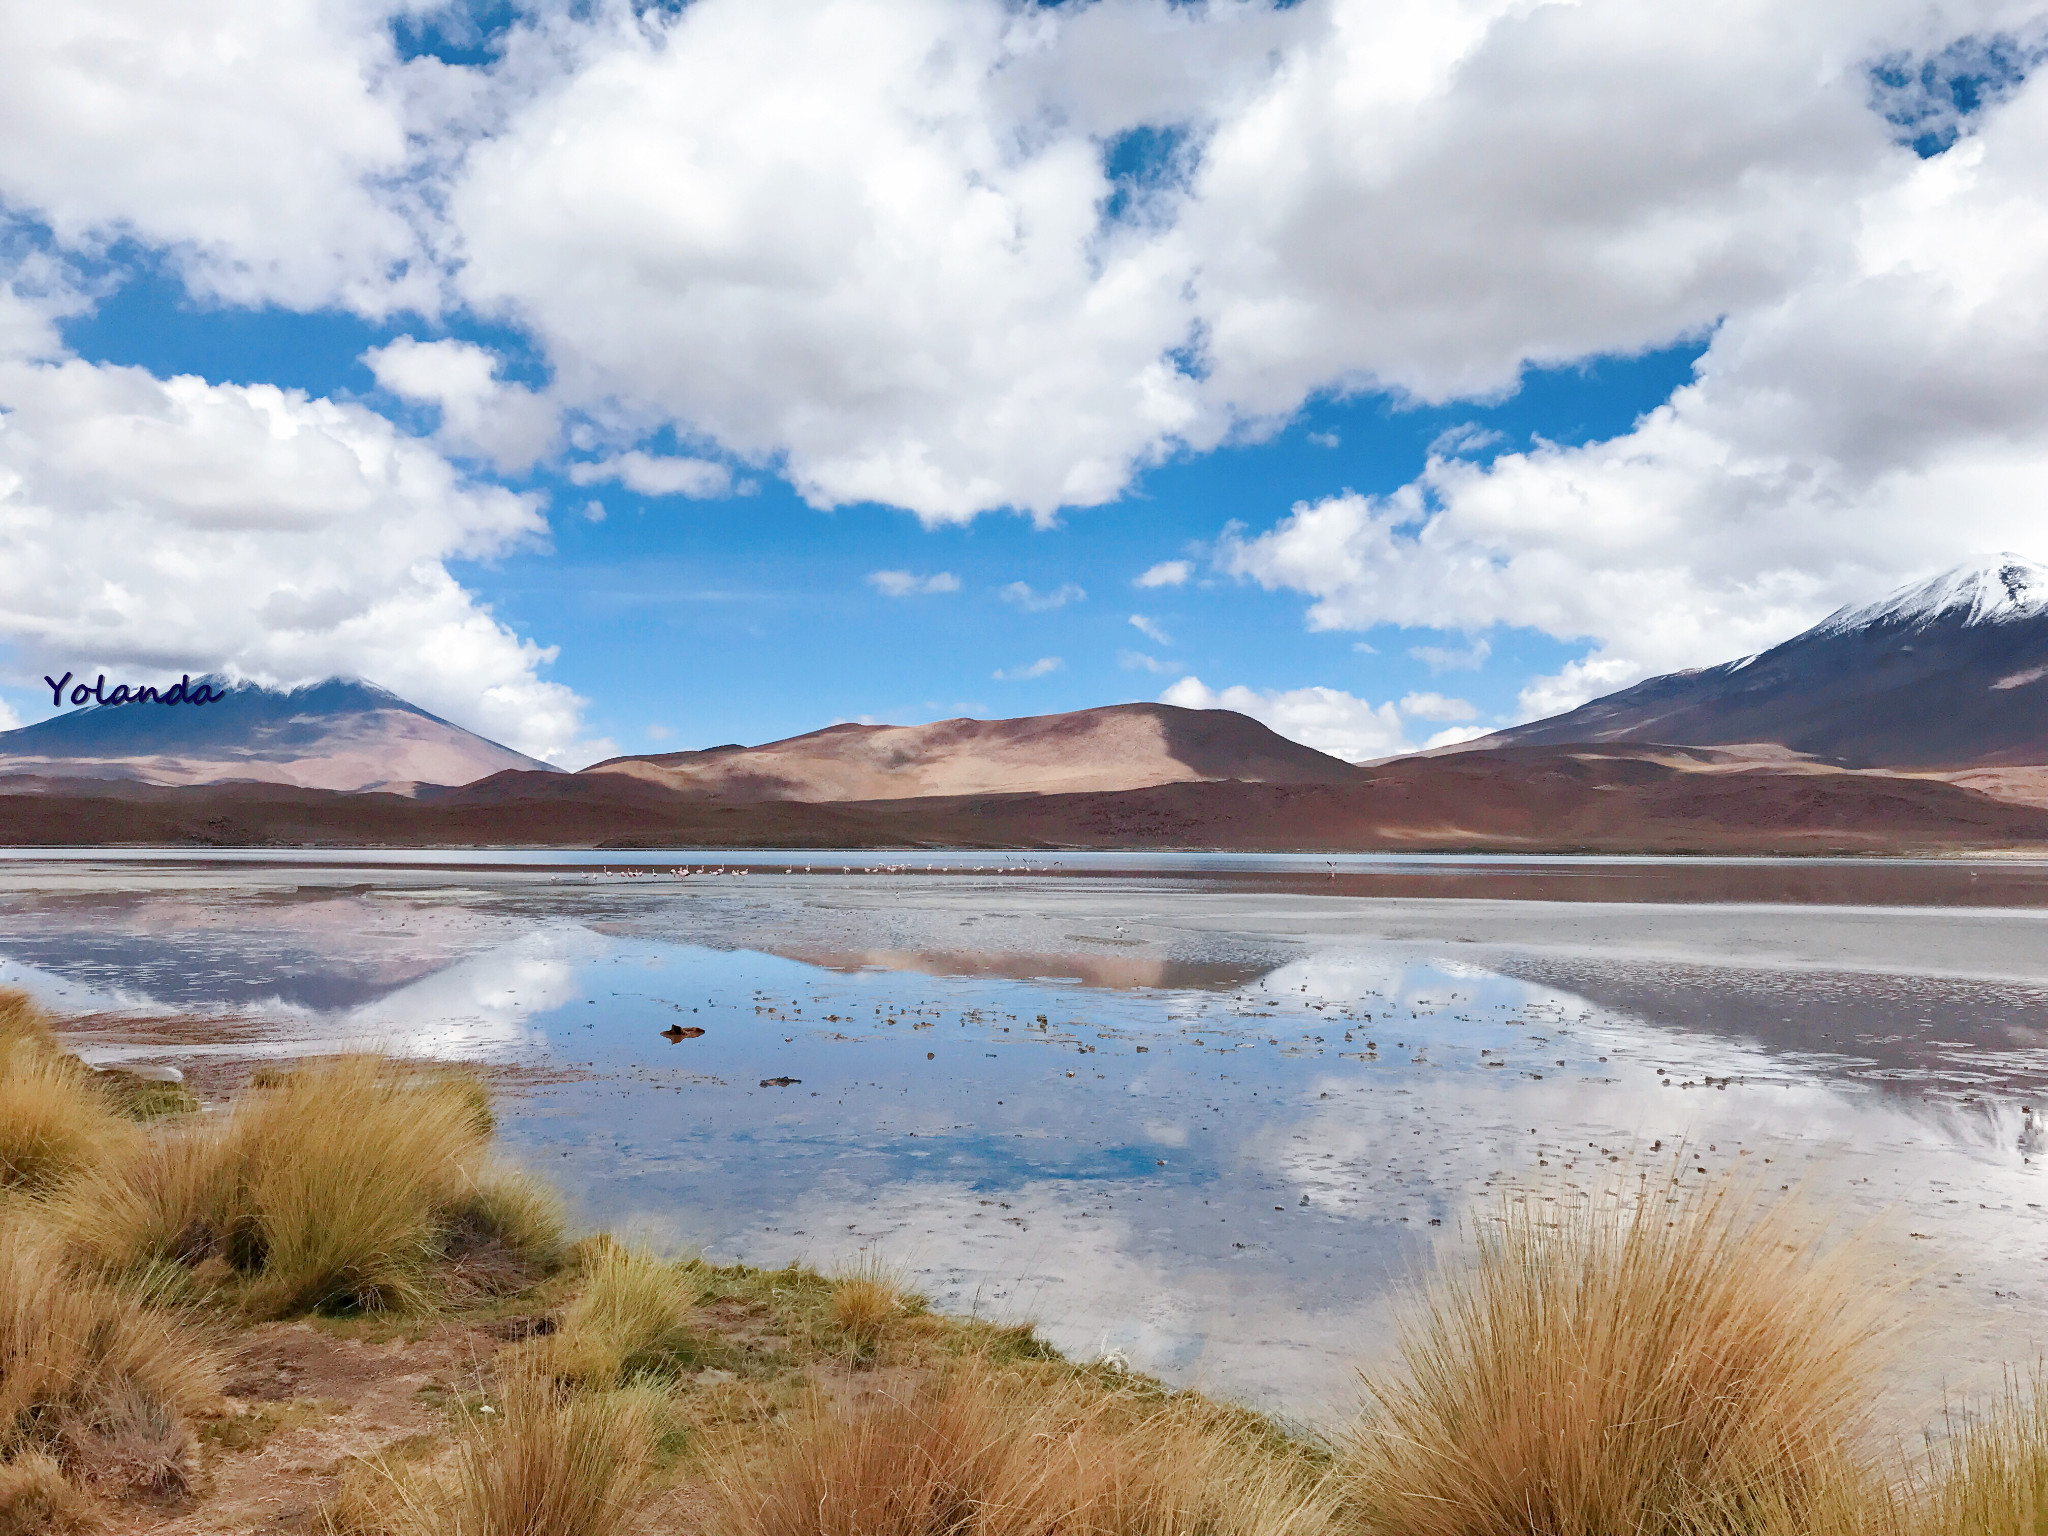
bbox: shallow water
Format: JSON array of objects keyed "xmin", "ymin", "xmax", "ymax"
[{"xmin": 5, "ymin": 855, "xmax": 2048, "ymax": 1422}]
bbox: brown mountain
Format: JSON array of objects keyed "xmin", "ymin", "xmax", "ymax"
[{"xmin": 580, "ymin": 703, "xmax": 1362, "ymax": 800}]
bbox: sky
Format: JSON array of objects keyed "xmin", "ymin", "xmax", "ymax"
[{"xmin": 4, "ymin": 0, "xmax": 2048, "ymax": 768}]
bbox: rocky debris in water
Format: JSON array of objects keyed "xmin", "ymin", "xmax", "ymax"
[
  {"xmin": 660, "ymin": 1025, "xmax": 706, "ymax": 1042},
  {"xmin": 759, "ymin": 1076, "xmax": 801, "ymax": 1087}
]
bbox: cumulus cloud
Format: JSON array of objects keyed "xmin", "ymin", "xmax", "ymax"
[
  {"xmin": 1120, "ymin": 650, "xmax": 1173, "ymax": 673},
  {"xmin": 439, "ymin": 0, "xmax": 2020, "ymax": 524},
  {"xmin": 1423, "ymin": 724, "xmax": 1495, "ymax": 749},
  {"xmin": 867, "ymin": 570, "xmax": 961, "ymax": 597},
  {"xmin": 0, "ymin": 0, "xmax": 443, "ymax": 314},
  {"xmin": 567, "ymin": 450, "xmax": 731, "ymax": 499},
  {"xmin": 1160, "ymin": 676, "xmax": 1410, "ymax": 761},
  {"xmin": 1128, "ymin": 613, "xmax": 1172, "ymax": 646},
  {"xmin": 1001, "ymin": 581, "xmax": 1086, "ymax": 612},
  {"xmin": 1135, "ymin": 560, "xmax": 1193, "ymax": 588},
  {"xmin": 994, "ymin": 656, "xmax": 1063, "ymax": 680},
  {"xmin": 445, "ymin": 0, "xmax": 1236, "ymax": 526},
  {"xmin": 1398, "ymin": 691, "xmax": 1478, "ymax": 722},
  {"xmin": 0, "ymin": 353, "xmax": 592, "ymax": 763},
  {"xmin": 365, "ymin": 337, "xmax": 557, "ymax": 471}
]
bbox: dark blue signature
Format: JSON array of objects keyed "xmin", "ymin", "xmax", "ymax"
[{"xmin": 44, "ymin": 672, "xmax": 223, "ymax": 709}]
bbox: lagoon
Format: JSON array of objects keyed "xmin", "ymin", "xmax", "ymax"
[{"xmin": 5, "ymin": 851, "xmax": 2047, "ymax": 1423}]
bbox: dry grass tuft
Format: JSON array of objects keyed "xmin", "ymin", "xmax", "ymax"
[
  {"xmin": 324, "ymin": 1368, "xmax": 656, "ymax": 1536},
  {"xmin": 829, "ymin": 1254, "xmax": 907, "ymax": 1355},
  {"xmin": 0, "ymin": 1220, "xmax": 218, "ymax": 1504},
  {"xmin": 1913, "ymin": 1368, "xmax": 2048, "ymax": 1536},
  {"xmin": 709, "ymin": 1362, "xmax": 1334, "ymax": 1536},
  {"xmin": 537, "ymin": 1243, "xmax": 697, "ymax": 1387},
  {"xmin": 0, "ymin": 991, "xmax": 55, "ymax": 1057},
  {"xmin": 443, "ymin": 1167, "xmax": 566, "ymax": 1281},
  {"xmin": 829, "ymin": 1277, "xmax": 901, "ymax": 1354},
  {"xmin": 0, "ymin": 1044, "xmax": 139, "ymax": 1197},
  {"xmin": 1342, "ymin": 1166, "xmax": 1891, "ymax": 1536},
  {"xmin": 0, "ymin": 1450, "xmax": 99, "ymax": 1536},
  {"xmin": 58, "ymin": 1056, "xmax": 549, "ymax": 1316}
]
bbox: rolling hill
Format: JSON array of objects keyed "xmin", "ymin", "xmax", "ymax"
[{"xmin": 579, "ymin": 703, "xmax": 1363, "ymax": 800}]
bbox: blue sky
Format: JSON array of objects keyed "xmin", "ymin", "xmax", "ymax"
[{"xmin": 2, "ymin": 0, "xmax": 2044, "ymax": 766}]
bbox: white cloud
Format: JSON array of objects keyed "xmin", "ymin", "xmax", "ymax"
[
  {"xmin": 567, "ymin": 450, "xmax": 731, "ymax": 500},
  {"xmin": 0, "ymin": 0, "xmax": 443, "ymax": 314},
  {"xmin": 1160, "ymin": 676, "xmax": 1410, "ymax": 762},
  {"xmin": 867, "ymin": 570, "xmax": 962, "ymax": 597},
  {"xmin": 445, "ymin": 0, "xmax": 1241, "ymax": 526},
  {"xmin": 1424, "ymin": 724, "xmax": 1494, "ymax": 749},
  {"xmin": 434, "ymin": 0, "xmax": 2010, "ymax": 523},
  {"xmin": 1408, "ymin": 637, "xmax": 1492, "ymax": 674},
  {"xmin": 1128, "ymin": 613, "xmax": 1172, "ymax": 646},
  {"xmin": 1517, "ymin": 654, "xmax": 1647, "ymax": 719},
  {"xmin": 581, "ymin": 499, "xmax": 607, "ymax": 523},
  {"xmin": 1306, "ymin": 430, "xmax": 1340, "ymax": 449},
  {"xmin": 1000, "ymin": 581, "xmax": 1086, "ymax": 612},
  {"xmin": 1398, "ymin": 691, "xmax": 1478, "ymax": 722},
  {"xmin": 994, "ymin": 656, "xmax": 1063, "ymax": 680},
  {"xmin": 1426, "ymin": 423, "xmax": 1503, "ymax": 458},
  {"xmin": 0, "ymin": 353, "xmax": 592, "ymax": 764},
  {"xmin": 646, "ymin": 724, "xmax": 672, "ymax": 741},
  {"xmin": 1135, "ymin": 560, "xmax": 1193, "ymax": 589},
  {"xmin": 1119, "ymin": 650, "xmax": 1173, "ymax": 674},
  {"xmin": 365, "ymin": 337, "xmax": 557, "ymax": 471}
]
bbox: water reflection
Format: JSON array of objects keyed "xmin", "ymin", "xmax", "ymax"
[{"xmin": 3, "ymin": 867, "xmax": 2047, "ymax": 1420}]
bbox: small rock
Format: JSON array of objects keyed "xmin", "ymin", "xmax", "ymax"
[
  {"xmin": 759, "ymin": 1076, "xmax": 801, "ymax": 1087},
  {"xmin": 660, "ymin": 1025, "xmax": 706, "ymax": 1042}
]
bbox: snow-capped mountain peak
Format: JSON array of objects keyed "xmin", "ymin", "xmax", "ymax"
[{"xmin": 1807, "ymin": 553, "xmax": 2048, "ymax": 640}]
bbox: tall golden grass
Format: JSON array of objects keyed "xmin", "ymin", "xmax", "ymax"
[
  {"xmin": 325, "ymin": 1368, "xmax": 658, "ymax": 1536},
  {"xmin": 0, "ymin": 1219, "xmax": 218, "ymax": 1500},
  {"xmin": 0, "ymin": 990, "xmax": 54, "ymax": 1055},
  {"xmin": 1342, "ymin": 1167, "xmax": 1893, "ymax": 1536},
  {"xmin": 1911, "ymin": 1369, "xmax": 2048, "ymax": 1536},
  {"xmin": 58, "ymin": 1055, "xmax": 562, "ymax": 1315},
  {"xmin": 536, "ymin": 1241, "xmax": 698, "ymax": 1387},
  {"xmin": 0, "ymin": 1040, "xmax": 140, "ymax": 1196},
  {"xmin": 828, "ymin": 1252, "xmax": 910, "ymax": 1355},
  {"xmin": 709, "ymin": 1362, "xmax": 1335, "ymax": 1536}
]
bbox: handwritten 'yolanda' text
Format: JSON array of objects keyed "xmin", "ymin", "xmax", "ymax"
[{"xmin": 44, "ymin": 672, "xmax": 223, "ymax": 709}]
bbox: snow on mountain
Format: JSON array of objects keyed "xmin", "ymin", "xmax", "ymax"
[{"xmin": 1808, "ymin": 553, "xmax": 2048, "ymax": 639}]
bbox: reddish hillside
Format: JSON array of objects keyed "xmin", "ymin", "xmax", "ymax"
[
  {"xmin": 580, "ymin": 703, "xmax": 1360, "ymax": 800},
  {"xmin": 4, "ymin": 744, "xmax": 2044, "ymax": 853}
]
